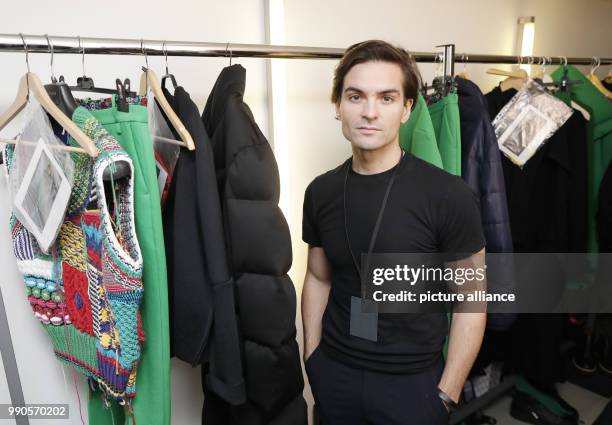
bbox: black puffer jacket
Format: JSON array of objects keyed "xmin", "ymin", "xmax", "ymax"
[{"xmin": 201, "ymin": 64, "xmax": 307, "ymax": 425}]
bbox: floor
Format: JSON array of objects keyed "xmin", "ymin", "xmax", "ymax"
[{"xmin": 482, "ymin": 381, "xmax": 611, "ymax": 425}]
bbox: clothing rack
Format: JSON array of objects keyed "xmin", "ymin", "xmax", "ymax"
[{"xmin": 0, "ymin": 34, "xmax": 611, "ymax": 67}]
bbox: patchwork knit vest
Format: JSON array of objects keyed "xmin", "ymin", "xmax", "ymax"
[{"xmin": 4, "ymin": 106, "xmax": 144, "ymax": 403}]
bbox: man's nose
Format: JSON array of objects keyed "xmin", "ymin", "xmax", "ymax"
[{"xmin": 361, "ymin": 99, "xmax": 378, "ymax": 120}]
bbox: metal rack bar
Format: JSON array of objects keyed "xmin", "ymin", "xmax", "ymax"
[{"xmin": 0, "ymin": 34, "xmax": 610, "ymax": 65}]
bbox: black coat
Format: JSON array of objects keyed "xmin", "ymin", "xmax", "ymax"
[
  {"xmin": 485, "ymin": 86, "xmax": 588, "ymax": 254},
  {"xmin": 485, "ymin": 86, "xmax": 589, "ymax": 388},
  {"xmin": 457, "ymin": 77, "xmax": 515, "ymax": 330},
  {"xmin": 595, "ymin": 163, "xmax": 612, "ymax": 308},
  {"xmin": 598, "ymin": 163, "xmax": 612, "ymax": 253},
  {"xmin": 201, "ymin": 65, "xmax": 307, "ymax": 425},
  {"xmin": 485, "ymin": 86, "xmax": 588, "ymax": 310},
  {"xmin": 162, "ymin": 86, "xmax": 246, "ymax": 404}
]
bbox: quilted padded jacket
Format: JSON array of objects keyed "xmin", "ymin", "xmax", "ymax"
[{"xmin": 201, "ymin": 64, "xmax": 307, "ymax": 425}]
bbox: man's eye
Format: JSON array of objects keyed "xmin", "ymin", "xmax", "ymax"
[
  {"xmin": 349, "ymin": 94, "xmax": 360, "ymax": 101},
  {"xmin": 382, "ymin": 96, "xmax": 393, "ymax": 103}
]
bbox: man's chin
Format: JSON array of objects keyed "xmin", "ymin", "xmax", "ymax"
[{"xmin": 349, "ymin": 137, "xmax": 389, "ymax": 151}]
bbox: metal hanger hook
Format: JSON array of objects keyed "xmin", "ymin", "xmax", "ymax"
[
  {"xmin": 557, "ymin": 56, "xmax": 568, "ymax": 67},
  {"xmin": 434, "ymin": 52, "xmax": 443, "ymax": 78},
  {"xmin": 141, "ymin": 39, "xmax": 149, "ymax": 69},
  {"xmin": 225, "ymin": 42, "xmax": 233, "ymax": 66},
  {"xmin": 44, "ymin": 34, "xmax": 56, "ymax": 82},
  {"xmin": 539, "ymin": 56, "xmax": 549, "ymax": 76},
  {"xmin": 77, "ymin": 36, "xmax": 87, "ymax": 77},
  {"xmin": 460, "ymin": 53, "xmax": 468, "ymax": 74},
  {"xmin": 18, "ymin": 33, "xmax": 30, "ymax": 98},
  {"xmin": 162, "ymin": 40, "xmax": 169, "ymax": 75},
  {"xmin": 591, "ymin": 57, "xmax": 601, "ymax": 74},
  {"xmin": 18, "ymin": 33, "xmax": 30, "ymax": 73}
]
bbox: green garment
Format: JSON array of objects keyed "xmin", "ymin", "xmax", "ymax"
[
  {"xmin": 552, "ymin": 65, "xmax": 612, "ymax": 253},
  {"xmin": 399, "ymin": 94, "xmax": 443, "ymax": 169},
  {"xmin": 84, "ymin": 96, "xmax": 171, "ymax": 425},
  {"xmin": 428, "ymin": 93, "xmax": 462, "ymax": 176}
]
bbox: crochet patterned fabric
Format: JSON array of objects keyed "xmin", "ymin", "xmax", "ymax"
[{"xmin": 4, "ymin": 106, "xmax": 144, "ymax": 404}]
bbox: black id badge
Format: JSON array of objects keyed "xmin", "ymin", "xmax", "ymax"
[{"xmin": 350, "ymin": 296, "xmax": 378, "ymax": 342}]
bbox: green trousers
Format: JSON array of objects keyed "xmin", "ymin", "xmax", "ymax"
[
  {"xmin": 399, "ymin": 93, "xmax": 444, "ymax": 169},
  {"xmin": 428, "ymin": 93, "xmax": 461, "ymax": 176},
  {"xmin": 84, "ymin": 96, "xmax": 171, "ymax": 425}
]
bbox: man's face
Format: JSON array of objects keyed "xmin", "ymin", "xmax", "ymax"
[{"xmin": 336, "ymin": 61, "xmax": 412, "ymax": 151}]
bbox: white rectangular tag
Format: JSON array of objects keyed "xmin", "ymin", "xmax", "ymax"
[{"xmin": 13, "ymin": 138, "xmax": 71, "ymax": 252}]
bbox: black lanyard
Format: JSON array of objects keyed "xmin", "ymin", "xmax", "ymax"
[{"xmin": 343, "ymin": 150, "xmax": 404, "ymax": 300}]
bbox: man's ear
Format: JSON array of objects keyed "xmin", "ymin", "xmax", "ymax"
[
  {"xmin": 335, "ymin": 102, "xmax": 341, "ymax": 120},
  {"xmin": 401, "ymin": 98, "xmax": 413, "ymax": 124}
]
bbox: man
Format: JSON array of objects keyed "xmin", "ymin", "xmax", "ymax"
[{"xmin": 301, "ymin": 40, "xmax": 487, "ymax": 425}]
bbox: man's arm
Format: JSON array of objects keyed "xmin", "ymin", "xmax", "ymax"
[
  {"xmin": 301, "ymin": 246, "xmax": 332, "ymax": 361},
  {"xmin": 438, "ymin": 248, "xmax": 487, "ymax": 404}
]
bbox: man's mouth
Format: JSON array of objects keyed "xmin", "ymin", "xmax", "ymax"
[{"xmin": 357, "ymin": 126, "xmax": 381, "ymax": 134}]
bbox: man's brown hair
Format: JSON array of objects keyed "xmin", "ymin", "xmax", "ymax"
[{"xmin": 331, "ymin": 40, "xmax": 422, "ymax": 110}]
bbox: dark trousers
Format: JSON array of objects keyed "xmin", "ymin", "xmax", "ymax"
[{"xmin": 306, "ymin": 347, "xmax": 450, "ymax": 425}]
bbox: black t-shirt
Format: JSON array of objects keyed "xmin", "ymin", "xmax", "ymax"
[{"xmin": 302, "ymin": 152, "xmax": 485, "ymax": 373}]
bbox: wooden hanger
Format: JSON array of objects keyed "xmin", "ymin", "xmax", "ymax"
[
  {"xmin": 0, "ymin": 35, "xmax": 98, "ymax": 157},
  {"xmin": 486, "ymin": 68, "xmax": 529, "ymax": 79},
  {"xmin": 139, "ymin": 67, "xmax": 195, "ymax": 150},
  {"xmin": 487, "ymin": 63, "xmax": 529, "ymax": 92},
  {"xmin": 586, "ymin": 58, "xmax": 612, "ymax": 100},
  {"xmin": 487, "ymin": 56, "xmax": 529, "ymax": 92},
  {"xmin": 137, "ymin": 42, "xmax": 194, "ymax": 151},
  {"xmin": 0, "ymin": 73, "xmax": 99, "ymax": 157}
]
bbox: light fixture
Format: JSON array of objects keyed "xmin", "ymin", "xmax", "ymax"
[{"xmin": 517, "ymin": 16, "xmax": 535, "ymax": 73}]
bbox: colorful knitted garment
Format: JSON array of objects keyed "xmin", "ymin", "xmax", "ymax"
[
  {"xmin": 77, "ymin": 96, "xmax": 148, "ymax": 110},
  {"xmin": 4, "ymin": 106, "xmax": 144, "ymax": 404}
]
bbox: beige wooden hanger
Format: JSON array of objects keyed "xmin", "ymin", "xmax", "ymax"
[
  {"xmin": 586, "ymin": 57, "xmax": 612, "ymax": 100},
  {"xmin": 137, "ymin": 41, "xmax": 195, "ymax": 151},
  {"xmin": 487, "ymin": 56, "xmax": 529, "ymax": 92},
  {"xmin": 0, "ymin": 35, "xmax": 98, "ymax": 157}
]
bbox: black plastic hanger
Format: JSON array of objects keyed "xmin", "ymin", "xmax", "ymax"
[
  {"xmin": 67, "ymin": 36, "xmax": 134, "ymax": 113},
  {"xmin": 68, "ymin": 36, "xmax": 119, "ymax": 95},
  {"xmin": 42, "ymin": 35, "xmax": 79, "ymax": 117},
  {"xmin": 556, "ymin": 58, "xmax": 583, "ymax": 92}
]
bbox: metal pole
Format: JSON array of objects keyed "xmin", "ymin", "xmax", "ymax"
[{"xmin": 0, "ymin": 34, "xmax": 610, "ymax": 65}]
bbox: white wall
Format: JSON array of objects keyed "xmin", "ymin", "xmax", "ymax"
[{"xmin": 0, "ymin": 1, "xmax": 611, "ymax": 424}]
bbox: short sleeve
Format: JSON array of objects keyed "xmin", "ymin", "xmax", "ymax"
[
  {"xmin": 302, "ymin": 181, "xmax": 322, "ymax": 247},
  {"xmin": 437, "ymin": 178, "xmax": 486, "ymax": 259}
]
